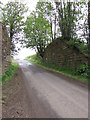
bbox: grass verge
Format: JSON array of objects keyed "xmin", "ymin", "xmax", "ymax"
[
  {"xmin": 25, "ymin": 54, "xmax": 88, "ymax": 85},
  {"xmin": 0, "ymin": 60, "xmax": 18, "ymax": 84}
]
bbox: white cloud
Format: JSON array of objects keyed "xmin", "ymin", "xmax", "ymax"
[
  {"xmin": 1, "ymin": 0, "xmax": 37, "ymax": 59},
  {"xmin": 14, "ymin": 48, "xmax": 36, "ymax": 60}
]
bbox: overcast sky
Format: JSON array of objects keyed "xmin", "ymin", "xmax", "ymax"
[
  {"xmin": 0, "ymin": 0, "xmax": 39, "ymax": 59},
  {"xmin": 1, "ymin": 0, "xmax": 88, "ymax": 59},
  {"xmin": 15, "ymin": 0, "xmax": 38, "ymax": 60}
]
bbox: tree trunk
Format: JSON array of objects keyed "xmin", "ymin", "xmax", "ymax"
[
  {"xmin": 10, "ymin": 23, "xmax": 14, "ymax": 52},
  {"xmin": 50, "ymin": 17, "xmax": 53, "ymax": 41},
  {"xmin": 88, "ymin": 1, "xmax": 90, "ymax": 80},
  {"xmin": 37, "ymin": 43, "xmax": 44, "ymax": 58},
  {"xmin": 88, "ymin": 1, "xmax": 90, "ymax": 83},
  {"xmin": 54, "ymin": 14, "xmax": 56, "ymax": 39},
  {"xmin": 67, "ymin": 2, "xmax": 71, "ymax": 40}
]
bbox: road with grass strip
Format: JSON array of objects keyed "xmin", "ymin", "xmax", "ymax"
[{"xmin": 18, "ymin": 60, "xmax": 88, "ymax": 118}]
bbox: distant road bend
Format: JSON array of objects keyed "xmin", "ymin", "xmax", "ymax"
[{"xmin": 18, "ymin": 60, "xmax": 88, "ymax": 118}]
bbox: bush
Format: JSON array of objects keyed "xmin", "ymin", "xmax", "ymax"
[
  {"xmin": 26, "ymin": 54, "xmax": 88, "ymax": 84},
  {"xmin": 76, "ymin": 64, "xmax": 88, "ymax": 76}
]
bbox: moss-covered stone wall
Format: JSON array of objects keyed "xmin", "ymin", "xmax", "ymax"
[
  {"xmin": 0, "ymin": 22, "xmax": 11, "ymax": 75},
  {"xmin": 44, "ymin": 38, "xmax": 88, "ymax": 69}
]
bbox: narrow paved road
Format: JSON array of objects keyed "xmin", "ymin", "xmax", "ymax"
[{"xmin": 18, "ymin": 60, "xmax": 88, "ymax": 118}]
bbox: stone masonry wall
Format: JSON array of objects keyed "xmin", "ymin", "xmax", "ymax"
[
  {"xmin": 44, "ymin": 38, "xmax": 88, "ymax": 69},
  {"xmin": 0, "ymin": 22, "xmax": 11, "ymax": 75},
  {"xmin": 0, "ymin": 22, "xmax": 2, "ymax": 75}
]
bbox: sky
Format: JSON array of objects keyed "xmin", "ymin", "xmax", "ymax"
[
  {"xmin": 1, "ymin": 0, "xmax": 88, "ymax": 59},
  {"xmin": 14, "ymin": 0, "xmax": 38, "ymax": 60},
  {"xmin": 1, "ymin": 0, "xmax": 39, "ymax": 60}
]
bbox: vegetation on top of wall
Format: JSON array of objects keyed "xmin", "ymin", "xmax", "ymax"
[
  {"xmin": 24, "ymin": 1, "xmax": 88, "ymax": 58},
  {"xmin": 1, "ymin": 1, "xmax": 28, "ymax": 54},
  {"xmin": 66, "ymin": 38, "xmax": 88, "ymax": 55},
  {"xmin": 52, "ymin": 37, "xmax": 88, "ymax": 56},
  {"xmin": 25, "ymin": 54, "xmax": 88, "ymax": 84}
]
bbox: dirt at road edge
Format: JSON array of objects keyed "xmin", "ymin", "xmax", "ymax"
[{"xmin": 2, "ymin": 68, "xmax": 31, "ymax": 118}]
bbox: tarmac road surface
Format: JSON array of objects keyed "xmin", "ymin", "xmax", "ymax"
[{"xmin": 18, "ymin": 60, "xmax": 88, "ymax": 118}]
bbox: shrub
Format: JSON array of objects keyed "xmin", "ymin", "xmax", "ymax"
[{"xmin": 76, "ymin": 64, "xmax": 88, "ymax": 76}]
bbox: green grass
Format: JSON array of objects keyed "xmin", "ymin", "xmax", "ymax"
[
  {"xmin": 0, "ymin": 61, "xmax": 18, "ymax": 84},
  {"xmin": 25, "ymin": 54, "xmax": 88, "ymax": 84}
]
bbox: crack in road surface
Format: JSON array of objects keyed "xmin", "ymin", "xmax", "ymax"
[{"xmin": 18, "ymin": 60, "xmax": 88, "ymax": 118}]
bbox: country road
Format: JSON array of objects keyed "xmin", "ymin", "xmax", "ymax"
[{"xmin": 18, "ymin": 60, "xmax": 88, "ymax": 118}]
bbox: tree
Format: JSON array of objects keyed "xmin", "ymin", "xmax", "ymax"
[
  {"xmin": 0, "ymin": 1, "xmax": 2, "ymax": 10},
  {"xmin": 88, "ymin": 1, "xmax": 90, "ymax": 71},
  {"xmin": 1, "ymin": 1, "xmax": 28, "ymax": 53},
  {"xmin": 54, "ymin": 1, "xmax": 86, "ymax": 40},
  {"xmin": 24, "ymin": 2, "xmax": 55, "ymax": 58},
  {"xmin": 88, "ymin": 1, "xmax": 90, "ymax": 46},
  {"xmin": 36, "ymin": 2, "xmax": 55, "ymax": 41},
  {"xmin": 24, "ymin": 11, "xmax": 51, "ymax": 58},
  {"xmin": 0, "ymin": 1, "xmax": 2, "ymax": 21}
]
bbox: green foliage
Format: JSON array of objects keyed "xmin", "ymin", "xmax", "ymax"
[
  {"xmin": 24, "ymin": 1, "xmax": 88, "ymax": 59},
  {"xmin": 75, "ymin": 64, "xmax": 88, "ymax": 76},
  {"xmin": 1, "ymin": 62, "xmax": 18, "ymax": 84},
  {"xmin": 36, "ymin": 2, "xmax": 55, "ymax": 40},
  {"xmin": 55, "ymin": 1, "xmax": 87, "ymax": 40},
  {"xmin": 24, "ymin": 2, "xmax": 54, "ymax": 58},
  {"xmin": 26, "ymin": 54, "xmax": 88, "ymax": 84},
  {"xmin": 67, "ymin": 39, "xmax": 75, "ymax": 47},
  {"xmin": 1, "ymin": 1, "xmax": 28, "ymax": 53},
  {"xmin": 0, "ymin": 1, "xmax": 2, "ymax": 21},
  {"xmin": 66, "ymin": 38, "xmax": 88, "ymax": 55}
]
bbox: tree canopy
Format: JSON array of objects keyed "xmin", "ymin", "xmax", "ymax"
[
  {"xmin": 24, "ymin": 1, "xmax": 88, "ymax": 58},
  {"xmin": 24, "ymin": 2, "xmax": 53, "ymax": 58},
  {"xmin": 1, "ymin": 1, "xmax": 28, "ymax": 54},
  {"xmin": 1, "ymin": 1, "xmax": 88, "ymax": 57}
]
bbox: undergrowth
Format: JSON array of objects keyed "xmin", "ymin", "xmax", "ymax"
[
  {"xmin": 0, "ymin": 61, "xmax": 18, "ymax": 84},
  {"xmin": 25, "ymin": 54, "xmax": 89, "ymax": 84}
]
